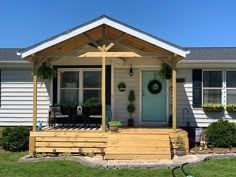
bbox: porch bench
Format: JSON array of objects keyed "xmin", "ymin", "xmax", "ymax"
[
  {"xmin": 48, "ymin": 106, "xmax": 69, "ymax": 127},
  {"xmin": 88, "ymin": 115, "xmax": 102, "ymax": 126}
]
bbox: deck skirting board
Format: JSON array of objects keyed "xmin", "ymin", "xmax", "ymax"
[{"xmin": 29, "ymin": 128, "xmax": 188, "ymax": 160}]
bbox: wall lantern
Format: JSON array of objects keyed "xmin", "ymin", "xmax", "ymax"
[{"xmin": 129, "ymin": 64, "xmax": 134, "ymax": 76}]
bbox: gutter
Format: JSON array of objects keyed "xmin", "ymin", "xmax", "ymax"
[
  {"xmin": 177, "ymin": 59, "xmax": 236, "ymax": 69},
  {"xmin": 0, "ymin": 61, "xmax": 32, "ymax": 68}
]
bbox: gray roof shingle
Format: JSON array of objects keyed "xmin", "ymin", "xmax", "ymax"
[
  {"xmin": 0, "ymin": 48, "xmax": 23, "ymax": 61},
  {"xmin": 185, "ymin": 47, "xmax": 236, "ymax": 60},
  {"xmin": 2, "ymin": 47, "xmax": 236, "ymax": 62}
]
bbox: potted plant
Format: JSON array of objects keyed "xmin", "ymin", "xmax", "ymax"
[
  {"xmin": 108, "ymin": 121, "xmax": 122, "ymax": 132},
  {"xmin": 176, "ymin": 135, "xmax": 186, "ymax": 156},
  {"xmin": 36, "ymin": 62, "xmax": 56, "ymax": 81},
  {"xmin": 83, "ymin": 97, "xmax": 101, "ymax": 115},
  {"xmin": 159, "ymin": 63, "xmax": 172, "ymax": 80},
  {"xmin": 202, "ymin": 103, "xmax": 224, "ymax": 112},
  {"xmin": 127, "ymin": 90, "xmax": 135, "ymax": 127},
  {"xmin": 226, "ymin": 104, "xmax": 236, "ymax": 113},
  {"xmin": 118, "ymin": 81, "xmax": 126, "ymax": 92}
]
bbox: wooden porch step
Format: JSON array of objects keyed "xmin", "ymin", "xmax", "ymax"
[
  {"xmin": 105, "ymin": 133, "xmax": 171, "ymax": 160},
  {"xmin": 32, "ymin": 131, "xmax": 108, "ymax": 154},
  {"xmin": 104, "ymin": 154, "xmax": 170, "ymax": 160}
]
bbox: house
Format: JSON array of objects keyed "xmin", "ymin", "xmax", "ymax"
[{"xmin": 1, "ymin": 16, "xmax": 236, "ymax": 159}]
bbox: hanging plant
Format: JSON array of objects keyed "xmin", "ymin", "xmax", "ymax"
[
  {"xmin": 159, "ymin": 63, "xmax": 172, "ymax": 80},
  {"xmin": 36, "ymin": 62, "xmax": 56, "ymax": 80},
  {"xmin": 118, "ymin": 81, "xmax": 126, "ymax": 92}
]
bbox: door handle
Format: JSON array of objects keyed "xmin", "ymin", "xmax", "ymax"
[{"xmin": 142, "ymin": 90, "xmax": 145, "ymax": 96}]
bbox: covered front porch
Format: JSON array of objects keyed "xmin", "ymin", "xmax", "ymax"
[
  {"xmin": 20, "ymin": 16, "xmax": 189, "ymax": 160},
  {"xmin": 30, "ymin": 127, "xmax": 188, "ymax": 160}
]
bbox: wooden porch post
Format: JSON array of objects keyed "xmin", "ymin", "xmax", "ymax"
[
  {"xmin": 101, "ymin": 51, "xmax": 106, "ymax": 132},
  {"xmin": 172, "ymin": 69, "xmax": 177, "ymax": 132},
  {"xmin": 33, "ymin": 62, "xmax": 38, "ymax": 131}
]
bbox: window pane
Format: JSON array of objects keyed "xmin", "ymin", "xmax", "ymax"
[
  {"xmin": 83, "ymin": 90, "xmax": 101, "ymax": 103},
  {"xmin": 227, "ymin": 89, "xmax": 236, "ymax": 104},
  {"xmin": 203, "ymin": 89, "xmax": 222, "ymax": 104},
  {"xmin": 60, "ymin": 89, "xmax": 79, "ymax": 104},
  {"xmin": 83, "ymin": 71, "xmax": 101, "ymax": 88},
  {"xmin": 203, "ymin": 71, "xmax": 222, "ymax": 87},
  {"xmin": 227, "ymin": 71, "xmax": 236, "ymax": 87},
  {"xmin": 61, "ymin": 72, "xmax": 79, "ymax": 88}
]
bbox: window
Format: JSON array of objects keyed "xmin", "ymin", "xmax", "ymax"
[
  {"xmin": 202, "ymin": 71, "xmax": 222, "ymax": 104},
  {"xmin": 60, "ymin": 71, "xmax": 80, "ymax": 104},
  {"xmin": 226, "ymin": 71, "xmax": 236, "ymax": 104},
  {"xmin": 59, "ymin": 69, "xmax": 101, "ymax": 105},
  {"xmin": 83, "ymin": 71, "xmax": 101, "ymax": 103}
]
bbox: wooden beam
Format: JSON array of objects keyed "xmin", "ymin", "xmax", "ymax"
[
  {"xmin": 29, "ymin": 136, "xmax": 35, "ymax": 157},
  {"xmin": 101, "ymin": 49, "xmax": 106, "ymax": 132},
  {"xmin": 172, "ymin": 69, "xmax": 177, "ymax": 132},
  {"xmin": 33, "ymin": 61, "xmax": 38, "ymax": 131},
  {"xmin": 36, "ymin": 56, "xmax": 48, "ymax": 69},
  {"xmin": 156, "ymin": 56, "xmax": 176, "ymax": 70},
  {"xmin": 78, "ymin": 52, "xmax": 141, "ymax": 58},
  {"xmin": 36, "ymin": 51, "xmax": 170, "ymax": 58},
  {"xmin": 83, "ymin": 33, "xmax": 103, "ymax": 52},
  {"xmin": 105, "ymin": 33, "xmax": 126, "ymax": 52}
]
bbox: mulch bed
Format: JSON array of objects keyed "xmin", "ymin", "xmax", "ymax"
[{"xmin": 190, "ymin": 147, "xmax": 236, "ymax": 154}]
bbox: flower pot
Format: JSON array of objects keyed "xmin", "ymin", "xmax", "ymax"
[
  {"xmin": 203, "ymin": 107, "xmax": 224, "ymax": 112},
  {"xmin": 109, "ymin": 126, "xmax": 119, "ymax": 132},
  {"xmin": 128, "ymin": 118, "xmax": 134, "ymax": 127},
  {"xmin": 119, "ymin": 87, "xmax": 126, "ymax": 92},
  {"xmin": 176, "ymin": 149, "xmax": 186, "ymax": 156},
  {"xmin": 226, "ymin": 107, "xmax": 236, "ymax": 113}
]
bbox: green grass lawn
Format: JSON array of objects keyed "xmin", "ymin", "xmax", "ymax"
[{"xmin": 0, "ymin": 152, "xmax": 236, "ymax": 177}]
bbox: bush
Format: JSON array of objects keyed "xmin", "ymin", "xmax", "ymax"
[
  {"xmin": 0, "ymin": 127, "xmax": 30, "ymax": 152},
  {"xmin": 205, "ymin": 119, "xmax": 236, "ymax": 147}
]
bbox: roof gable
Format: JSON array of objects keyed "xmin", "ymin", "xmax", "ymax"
[{"xmin": 20, "ymin": 16, "xmax": 187, "ymax": 58}]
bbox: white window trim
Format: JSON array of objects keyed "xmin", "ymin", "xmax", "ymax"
[
  {"xmin": 226, "ymin": 70, "xmax": 236, "ymax": 104},
  {"xmin": 57, "ymin": 68, "xmax": 102, "ymax": 105},
  {"xmin": 202, "ymin": 69, "xmax": 224, "ymax": 105},
  {"xmin": 202, "ymin": 69, "xmax": 236, "ymax": 105}
]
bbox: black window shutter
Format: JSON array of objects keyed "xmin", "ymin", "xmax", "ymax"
[
  {"xmin": 192, "ymin": 69, "xmax": 202, "ymax": 108},
  {"xmin": 0, "ymin": 70, "xmax": 1, "ymax": 107},
  {"xmin": 106, "ymin": 65, "xmax": 111, "ymax": 105}
]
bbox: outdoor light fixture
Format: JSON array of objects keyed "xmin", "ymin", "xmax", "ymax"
[{"xmin": 129, "ymin": 64, "xmax": 134, "ymax": 76}]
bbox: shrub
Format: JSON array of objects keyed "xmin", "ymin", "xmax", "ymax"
[
  {"xmin": 0, "ymin": 127, "xmax": 30, "ymax": 152},
  {"xmin": 176, "ymin": 135, "xmax": 185, "ymax": 150},
  {"xmin": 205, "ymin": 119, "xmax": 236, "ymax": 147}
]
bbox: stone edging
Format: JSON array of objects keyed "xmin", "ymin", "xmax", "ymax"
[{"xmin": 18, "ymin": 154, "xmax": 236, "ymax": 169}]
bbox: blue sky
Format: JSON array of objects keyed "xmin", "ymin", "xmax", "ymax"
[{"xmin": 1, "ymin": 0, "xmax": 236, "ymax": 48}]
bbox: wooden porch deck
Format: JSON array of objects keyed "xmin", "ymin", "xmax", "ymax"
[{"xmin": 29, "ymin": 127, "xmax": 189, "ymax": 160}]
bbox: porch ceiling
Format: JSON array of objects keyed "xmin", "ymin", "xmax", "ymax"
[{"xmin": 20, "ymin": 16, "xmax": 187, "ymax": 63}]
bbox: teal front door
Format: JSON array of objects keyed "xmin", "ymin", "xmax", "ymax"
[{"xmin": 142, "ymin": 71, "xmax": 166, "ymax": 122}]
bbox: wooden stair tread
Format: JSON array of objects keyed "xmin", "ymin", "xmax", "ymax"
[
  {"xmin": 105, "ymin": 154, "xmax": 171, "ymax": 160},
  {"xmin": 105, "ymin": 132, "xmax": 171, "ymax": 160}
]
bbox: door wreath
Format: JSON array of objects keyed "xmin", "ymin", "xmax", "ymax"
[{"xmin": 148, "ymin": 80, "xmax": 162, "ymax": 94}]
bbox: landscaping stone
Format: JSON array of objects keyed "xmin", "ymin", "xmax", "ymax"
[{"xmin": 18, "ymin": 154, "xmax": 236, "ymax": 169}]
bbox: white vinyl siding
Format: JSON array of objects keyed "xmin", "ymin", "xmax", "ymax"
[
  {"xmin": 176, "ymin": 69, "xmax": 236, "ymax": 127},
  {"xmin": 113, "ymin": 68, "xmax": 140, "ymax": 126},
  {"xmin": 0, "ymin": 69, "xmax": 50, "ymax": 126}
]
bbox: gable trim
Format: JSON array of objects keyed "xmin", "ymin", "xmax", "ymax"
[{"xmin": 21, "ymin": 16, "xmax": 187, "ymax": 58}]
